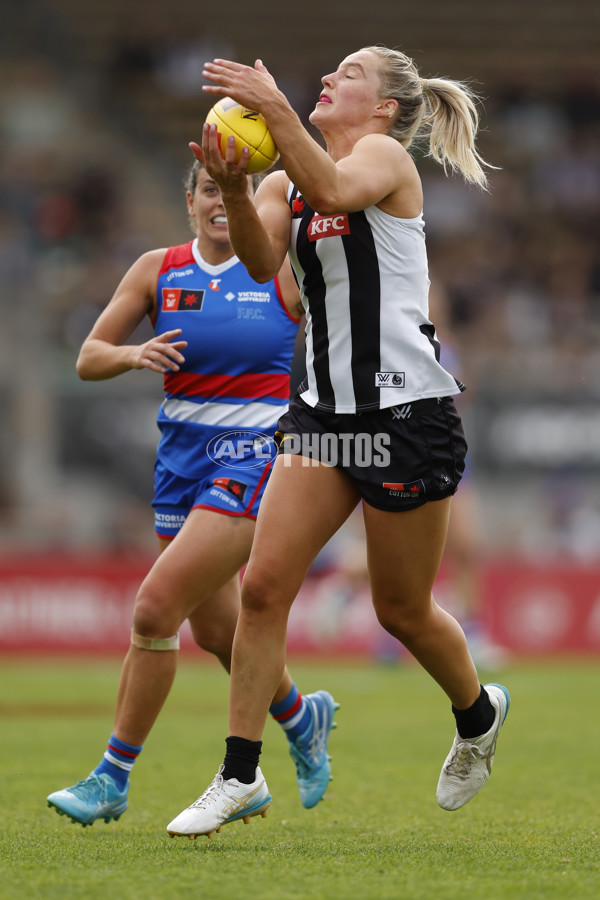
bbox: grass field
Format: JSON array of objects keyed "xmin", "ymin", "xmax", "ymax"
[{"xmin": 1, "ymin": 655, "xmax": 599, "ymax": 899}]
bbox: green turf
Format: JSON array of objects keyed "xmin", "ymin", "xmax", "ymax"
[{"xmin": 1, "ymin": 656, "xmax": 598, "ymax": 899}]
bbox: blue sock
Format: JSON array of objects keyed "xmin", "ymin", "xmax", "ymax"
[
  {"xmin": 94, "ymin": 733, "xmax": 143, "ymax": 791},
  {"xmin": 270, "ymin": 684, "xmax": 311, "ymax": 742}
]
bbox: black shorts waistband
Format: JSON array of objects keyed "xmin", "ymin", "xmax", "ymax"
[
  {"xmin": 294, "ymin": 394, "xmax": 454, "ymax": 422},
  {"xmin": 385, "ymin": 397, "xmax": 448, "ymax": 420}
]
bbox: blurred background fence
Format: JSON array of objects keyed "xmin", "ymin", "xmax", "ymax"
[{"xmin": 1, "ymin": 0, "xmax": 599, "ymax": 656}]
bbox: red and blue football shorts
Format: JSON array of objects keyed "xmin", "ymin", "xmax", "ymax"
[{"xmin": 152, "ymin": 455, "xmax": 273, "ymax": 539}]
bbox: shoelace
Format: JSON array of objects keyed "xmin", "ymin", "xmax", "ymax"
[
  {"xmin": 72, "ymin": 775, "xmax": 109, "ymax": 801},
  {"xmin": 290, "ymin": 700, "xmax": 330, "ymax": 770},
  {"xmin": 307, "ymin": 726, "xmax": 327, "ymax": 760},
  {"xmin": 444, "ymin": 740, "xmax": 484, "ymax": 778},
  {"xmin": 191, "ymin": 770, "xmax": 225, "ymax": 809},
  {"xmin": 289, "ymin": 742, "xmax": 313, "ymax": 779}
]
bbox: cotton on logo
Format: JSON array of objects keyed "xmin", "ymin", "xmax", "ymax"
[{"xmin": 307, "ymin": 214, "xmax": 350, "ymax": 241}]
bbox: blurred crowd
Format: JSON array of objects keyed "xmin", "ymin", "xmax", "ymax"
[
  {"xmin": 425, "ymin": 71, "xmax": 600, "ymax": 401},
  {"xmin": 1, "ymin": 4, "xmax": 599, "ymax": 564}
]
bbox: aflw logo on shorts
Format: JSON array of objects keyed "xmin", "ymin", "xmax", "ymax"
[{"xmin": 307, "ymin": 214, "xmax": 350, "ymax": 241}]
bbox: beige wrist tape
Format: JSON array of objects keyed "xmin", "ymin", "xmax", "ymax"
[{"xmin": 131, "ymin": 630, "xmax": 180, "ymax": 651}]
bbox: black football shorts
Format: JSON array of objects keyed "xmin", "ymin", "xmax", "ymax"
[{"xmin": 276, "ymin": 394, "xmax": 467, "ymax": 511}]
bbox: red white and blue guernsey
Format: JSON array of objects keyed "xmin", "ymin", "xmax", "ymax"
[{"xmin": 152, "ymin": 239, "xmax": 299, "ymax": 530}]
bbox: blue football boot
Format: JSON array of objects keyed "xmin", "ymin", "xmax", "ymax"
[
  {"xmin": 288, "ymin": 690, "xmax": 339, "ymax": 809},
  {"xmin": 47, "ymin": 772, "xmax": 128, "ymax": 826}
]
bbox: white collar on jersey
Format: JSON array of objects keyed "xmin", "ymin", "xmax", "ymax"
[{"xmin": 191, "ymin": 238, "xmax": 240, "ymax": 276}]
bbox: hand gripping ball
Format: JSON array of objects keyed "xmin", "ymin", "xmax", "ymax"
[{"xmin": 205, "ymin": 97, "xmax": 280, "ymax": 174}]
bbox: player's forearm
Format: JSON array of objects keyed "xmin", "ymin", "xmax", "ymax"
[
  {"xmin": 220, "ymin": 192, "xmax": 283, "ymax": 283},
  {"xmin": 261, "ymin": 95, "xmax": 341, "ymax": 214},
  {"xmin": 76, "ymin": 340, "xmax": 137, "ymax": 380}
]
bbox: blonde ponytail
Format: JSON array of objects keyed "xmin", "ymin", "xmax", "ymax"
[
  {"xmin": 421, "ymin": 76, "xmax": 492, "ymax": 188},
  {"xmin": 362, "ymin": 45, "xmax": 495, "ymax": 190}
]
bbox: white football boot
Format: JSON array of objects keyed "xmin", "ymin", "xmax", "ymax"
[
  {"xmin": 437, "ymin": 683, "xmax": 510, "ymax": 811},
  {"xmin": 167, "ymin": 765, "xmax": 271, "ymax": 839}
]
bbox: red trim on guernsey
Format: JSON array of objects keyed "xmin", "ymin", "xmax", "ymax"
[
  {"xmin": 274, "ymin": 274, "xmax": 302, "ymax": 324},
  {"xmin": 164, "ymin": 371, "xmax": 291, "ymax": 400},
  {"xmin": 158, "ymin": 242, "xmax": 194, "ymax": 278},
  {"xmin": 272, "ymin": 694, "xmax": 303, "ymax": 722},
  {"xmin": 152, "ymin": 242, "xmax": 195, "ymax": 328}
]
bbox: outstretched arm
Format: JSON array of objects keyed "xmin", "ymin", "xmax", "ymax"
[
  {"xmin": 190, "ymin": 129, "xmax": 292, "ymax": 283},
  {"xmin": 202, "ymin": 59, "xmax": 339, "ymax": 213},
  {"xmin": 76, "ymin": 249, "xmax": 188, "ymax": 380},
  {"xmin": 201, "ymin": 58, "xmax": 410, "ymax": 215}
]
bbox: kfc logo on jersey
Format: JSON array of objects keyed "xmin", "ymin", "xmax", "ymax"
[
  {"xmin": 161, "ymin": 288, "xmax": 205, "ymax": 311},
  {"xmin": 307, "ymin": 213, "xmax": 350, "ymax": 241}
]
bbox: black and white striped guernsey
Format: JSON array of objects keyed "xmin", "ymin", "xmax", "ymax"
[{"xmin": 287, "ymin": 183, "xmax": 462, "ymax": 414}]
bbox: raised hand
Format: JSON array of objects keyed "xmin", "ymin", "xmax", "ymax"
[
  {"xmin": 201, "ymin": 59, "xmax": 278, "ymax": 113},
  {"xmin": 131, "ymin": 329, "xmax": 187, "ymax": 374},
  {"xmin": 187, "ymin": 125, "xmax": 250, "ymax": 201}
]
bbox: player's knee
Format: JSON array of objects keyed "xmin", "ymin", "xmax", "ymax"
[
  {"xmin": 130, "ymin": 630, "xmax": 180, "ymax": 651},
  {"xmin": 132, "ymin": 583, "xmax": 179, "ymax": 638},
  {"xmin": 241, "ymin": 568, "xmax": 285, "ymax": 616},
  {"xmin": 374, "ymin": 596, "xmax": 430, "ymax": 643}
]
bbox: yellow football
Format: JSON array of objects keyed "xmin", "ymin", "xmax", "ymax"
[{"xmin": 205, "ymin": 97, "xmax": 279, "ymax": 174}]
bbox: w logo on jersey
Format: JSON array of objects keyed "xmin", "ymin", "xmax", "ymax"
[
  {"xmin": 376, "ymin": 371, "xmax": 405, "ymax": 388},
  {"xmin": 161, "ymin": 288, "xmax": 205, "ymax": 311}
]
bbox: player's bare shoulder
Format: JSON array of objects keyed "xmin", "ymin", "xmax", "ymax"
[
  {"xmin": 356, "ymin": 136, "xmax": 421, "ymax": 218},
  {"xmin": 354, "ymin": 132, "xmax": 411, "ymax": 169},
  {"xmin": 124, "ymin": 248, "xmax": 168, "ymax": 290},
  {"xmin": 255, "ymin": 169, "xmax": 291, "ymax": 204},
  {"xmin": 110, "ymin": 247, "xmax": 167, "ymax": 318},
  {"xmin": 136, "ymin": 247, "xmax": 169, "ymax": 275}
]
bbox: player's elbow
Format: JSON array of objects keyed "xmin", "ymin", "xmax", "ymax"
[
  {"xmin": 245, "ymin": 259, "xmax": 280, "ymax": 283},
  {"xmin": 305, "ymin": 183, "xmax": 347, "ymax": 216},
  {"xmin": 246, "ymin": 268, "xmax": 273, "ymax": 284},
  {"xmin": 75, "ymin": 356, "xmax": 90, "ymax": 380},
  {"xmin": 75, "ymin": 350, "xmax": 96, "ymax": 380},
  {"xmin": 309, "ymin": 192, "xmax": 340, "ymax": 216}
]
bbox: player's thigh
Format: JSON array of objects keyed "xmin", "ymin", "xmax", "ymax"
[
  {"xmin": 363, "ymin": 496, "xmax": 452, "ymax": 614},
  {"xmin": 140, "ymin": 507, "xmax": 255, "ymax": 624},
  {"xmin": 243, "ymin": 453, "xmax": 361, "ymax": 603}
]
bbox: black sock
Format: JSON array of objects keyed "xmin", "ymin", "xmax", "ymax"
[
  {"xmin": 452, "ymin": 685, "xmax": 495, "ymax": 739},
  {"xmin": 222, "ymin": 736, "xmax": 262, "ymax": 784}
]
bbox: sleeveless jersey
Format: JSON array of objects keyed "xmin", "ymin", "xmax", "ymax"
[
  {"xmin": 154, "ymin": 239, "xmax": 300, "ymax": 479},
  {"xmin": 287, "ymin": 184, "xmax": 462, "ymax": 414}
]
